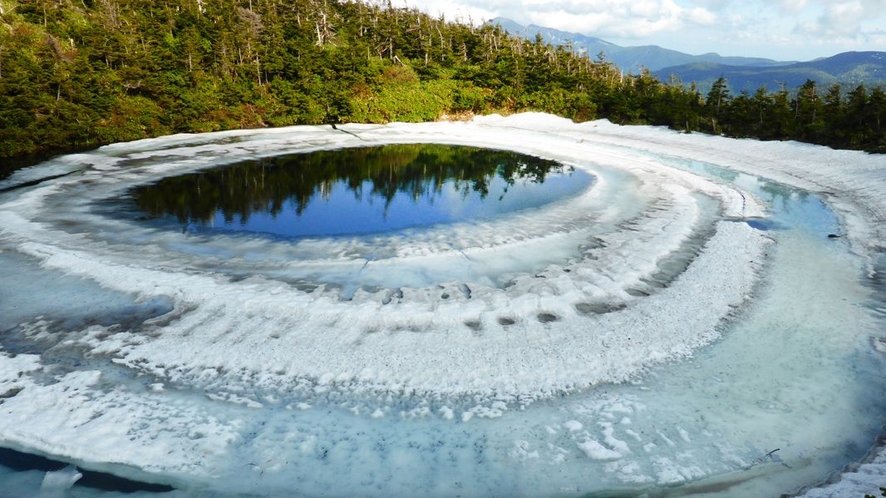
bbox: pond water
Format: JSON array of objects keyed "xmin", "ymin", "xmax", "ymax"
[
  {"xmin": 126, "ymin": 144, "xmax": 591, "ymax": 238},
  {"xmin": 0, "ymin": 120, "xmax": 884, "ymax": 498}
]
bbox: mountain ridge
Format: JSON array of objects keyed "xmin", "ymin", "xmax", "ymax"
[
  {"xmin": 486, "ymin": 17, "xmax": 792, "ymax": 72},
  {"xmin": 653, "ymin": 51, "xmax": 886, "ymax": 93},
  {"xmin": 487, "ymin": 18, "xmax": 886, "ymax": 92}
]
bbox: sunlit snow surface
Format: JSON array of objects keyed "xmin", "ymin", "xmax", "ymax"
[{"xmin": 1, "ymin": 114, "xmax": 885, "ymax": 497}]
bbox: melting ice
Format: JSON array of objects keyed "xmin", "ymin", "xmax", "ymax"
[{"xmin": 0, "ymin": 114, "xmax": 885, "ymax": 497}]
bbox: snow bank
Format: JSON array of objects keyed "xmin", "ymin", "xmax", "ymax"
[
  {"xmin": 0, "ymin": 114, "xmax": 883, "ymax": 497},
  {"xmin": 0, "ymin": 116, "xmax": 772, "ymax": 403}
]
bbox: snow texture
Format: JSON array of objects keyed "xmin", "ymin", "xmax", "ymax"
[{"xmin": 0, "ymin": 113, "xmax": 884, "ymax": 497}]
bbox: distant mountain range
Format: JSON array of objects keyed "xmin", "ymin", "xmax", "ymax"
[
  {"xmin": 652, "ymin": 52, "xmax": 886, "ymax": 93},
  {"xmin": 488, "ymin": 17, "xmax": 886, "ymax": 93}
]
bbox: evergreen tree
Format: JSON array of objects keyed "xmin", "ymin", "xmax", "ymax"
[
  {"xmin": 0, "ymin": 0, "xmax": 883, "ymax": 159},
  {"xmin": 792, "ymin": 79, "xmax": 824, "ymax": 142},
  {"xmin": 704, "ymin": 76, "xmax": 730, "ymax": 134}
]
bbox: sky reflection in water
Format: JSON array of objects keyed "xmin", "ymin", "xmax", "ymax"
[{"xmin": 130, "ymin": 144, "xmax": 592, "ymax": 238}]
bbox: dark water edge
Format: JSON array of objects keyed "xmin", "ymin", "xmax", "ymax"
[
  {"xmin": 0, "ymin": 146, "xmax": 100, "ymax": 182},
  {"xmin": 0, "ymin": 447, "xmax": 175, "ymax": 493},
  {"xmin": 0, "ymin": 156, "xmax": 43, "ymax": 182},
  {"xmin": 786, "ymin": 432, "xmax": 886, "ymax": 498}
]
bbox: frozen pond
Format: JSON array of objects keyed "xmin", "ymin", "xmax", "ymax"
[{"xmin": 0, "ymin": 114, "xmax": 885, "ymax": 497}]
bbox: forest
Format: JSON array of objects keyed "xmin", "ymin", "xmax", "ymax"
[{"xmin": 1, "ymin": 0, "xmax": 884, "ymax": 164}]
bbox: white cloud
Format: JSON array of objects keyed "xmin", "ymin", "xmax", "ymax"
[
  {"xmin": 686, "ymin": 6, "xmax": 717, "ymax": 25},
  {"xmin": 399, "ymin": 0, "xmax": 886, "ymax": 60},
  {"xmin": 521, "ymin": 0, "xmax": 717, "ymax": 38},
  {"xmin": 398, "ymin": 0, "xmax": 501, "ymax": 23},
  {"xmin": 777, "ymin": 0, "xmax": 809, "ymax": 14},
  {"xmin": 796, "ymin": 1, "xmax": 864, "ymax": 37},
  {"xmin": 399, "ymin": 0, "xmax": 717, "ymax": 37},
  {"xmin": 791, "ymin": 0, "xmax": 886, "ymax": 51}
]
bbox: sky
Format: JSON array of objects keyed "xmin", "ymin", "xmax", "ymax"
[{"xmin": 395, "ymin": 0, "xmax": 886, "ymax": 61}]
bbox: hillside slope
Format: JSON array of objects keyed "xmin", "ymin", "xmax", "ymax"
[{"xmin": 655, "ymin": 52, "xmax": 886, "ymax": 93}]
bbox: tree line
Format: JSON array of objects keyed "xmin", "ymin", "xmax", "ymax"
[
  {"xmin": 1, "ymin": 0, "xmax": 884, "ymax": 163},
  {"xmin": 691, "ymin": 76, "xmax": 885, "ymax": 151}
]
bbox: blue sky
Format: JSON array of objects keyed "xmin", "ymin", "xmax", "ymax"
[{"xmin": 400, "ymin": 0, "xmax": 886, "ymax": 61}]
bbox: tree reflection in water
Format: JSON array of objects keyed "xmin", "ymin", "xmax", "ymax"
[{"xmin": 130, "ymin": 144, "xmax": 579, "ymax": 238}]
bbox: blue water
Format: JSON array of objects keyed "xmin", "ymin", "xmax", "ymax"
[
  {"xmin": 128, "ymin": 144, "xmax": 593, "ymax": 239},
  {"xmin": 683, "ymin": 158, "xmax": 841, "ymax": 236},
  {"xmin": 207, "ymin": 170, "xmax": 591, "ymax": 237}
]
